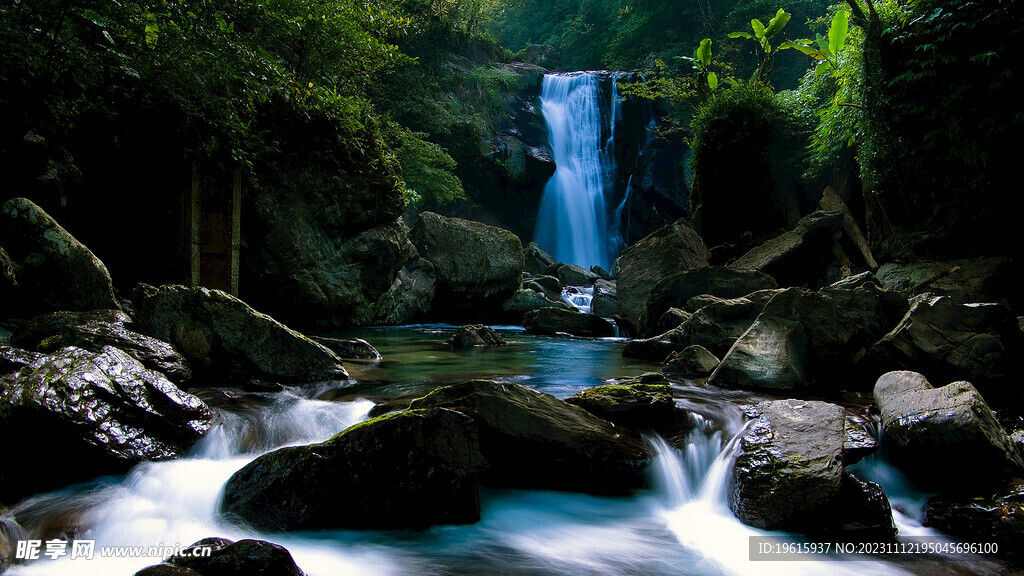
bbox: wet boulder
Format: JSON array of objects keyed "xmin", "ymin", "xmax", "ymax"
[
  {"xmin": 663, "ymin": 345, "xmax": 720, "ymax": 379},
  {"xmin": 873, "ymin": 371, "xmax": 1023, "ymax": 491},
  {"xmin": 308, "ymin": 336, "xmax": 380, "ymax": 360},
  {"xmin": 131, "ymin": 284, "xmax": 348, "ymax": 385},
  {"xmin": 876, "ymin": 257, "xmax": 1019, "ymax": 308},
  {"xmin": 678, "ymin": 289, "xmax": 781, "ymax": 357},
  {"xmin": 0, "ymin": 346, "xmax": 213, "ymax": 500},
  {"xmin": 11, "ymin": 309, "xmax": 192, "ymax": 385},
  {"xmin": 653, "ymin": 308, "xmax": 691, "ymax": 334},
  {"xmin": 222, "ymin": 408, "xmax": 484, "ymax": 531},
  {"xmin": 523, "ymin": 308, "xmax": 615, "ymax": 338},
  {"xmin": 0, "ymin": 197, "xmax": 119, "ymax": 316},
  {"xmin": 730, "ymin": 210, "xmax": 844, "ymax": 288},
  {"xmin": 591, "ymin": 279, "xmax": 620, "ymax": 318},
  {"xmin": 564, "ymin": 374, "xmax": 675, "ymax": 430},
  {"xmin": 523, "ymin": 242, "xmax": 556, "ymax": 275},
  {"xmin": 0, "ymin": 346, "xmax": 43, "ymax": 375},
  {"xmin": 446, "ymin": 325, "xmax": 507, "ymax": 348},
  {"xmin": 857, "ymin": 296, "xmax": 1020, "ymax": 398},
  {"xmin": 837, "ymin": 473, "xmax": 897, "ymax": 543},
  {"xmin": 502, "ymin": 289, "xmax": 573, "ymax": 317},
  {"xmin": 729, "ymin": 399, "xmax": 845, "ymax": 533},
  {"xmin": 710, "ymin": 288, "xmax": 859, "ymax": 393},
  {"xmin": 557, "ymin": 264, "xmax": 599, "ymax": 287},
  {"xmin": 820, "ymin": 281, "xmax": 908, "ymax": 350},
  {"xmin": 924, "ymin": 481, "xmax": 1024, "ymax": 561},
  {"xmin": 638, "ymin": 267, "xmax": 777, "ymax": 336},
  {"xmin": 614, "ymin": 219, "xmax": 709, "ymax": 329},
  {"xmin": 843, "ymin": 416, "xmax": 879, "ymax": 465},
  {"xmin": 411, "ymin": 212, "xmax": 523, "ymax": 323},
  {"xmin": 409, "ymin": 380, "xmax": 652, "ymax": 495},
  {"xmin": 136, "ymin": 537, "xmax": 306, "ymax": 576}
]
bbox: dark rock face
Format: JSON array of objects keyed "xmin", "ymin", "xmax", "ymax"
[
  {"xmin": 663, "ymin": 345, "xmax": 720, "ymax": 379},
  {"xmin": 411, "ymin": 212, "xmax": 524, "ymax": 322},
  {"xmin": 409, "ymin": 380, "xmax": 652, "ymax": 495},
  {"xmin": 876, "ymin": 257, "xmax": 1019, "ymax": 308},
  {"xmin": 446, "ymin": 325, "xmax": 507, "ymax": 348},
  {"xmin": 820, "ymin": 282, "xmax": 908, "ymax": 351},
  {"xmin": 729, "ymin": 400, "xmax": 845, "ymax": 533},
  {"xmin": 678, "ymin": 289, "xmax": 781, "ymax": 357},
  {"xmin": 873, "ymin": 371, "xmax": 1023, "ymax": 491},
  {"xmin": 0, "ymin": 346, "xmax": 213, "ymax": 499},
  {"xmin": 0, "ymin": 246, "xmax": 18, "ymax": 314},
  {"xmin": 502, "ymin": 289, "xmax": 573, "ymax": 318},
  {"xmin": 730, "ymin": 211, "xmax": 844, "ymax": 288},
  {"xmin": 11, "ymin": 309, "xmax": 192, "ymax": 385},
  {"xmin": 136, "ymin": 537, "xmax": 306, "ymax": 576},
  {"xmin": 523, "ymin": 242, "xmax": 556, "ymax": 275},
  {"xmin": 222, "ymin": 408, "xmax": 484, "ymax": 531},
  {"xmin": 837, "ymin": 474, "xmax": 897, "ymax": 543},
  {"xmin": 557, "ymin": 264, "xmax": 599, "ymax": 287},
  {"xmin": 639, "ymin": 267, "xmax": 777, "ymax": 336},
  {"xmin": 0, "ymin": 197, "xmax": 119, "ymax": 316},
  {"xmin": 564, "ymin": 375, "xmax": 675, "ymax": 430},
  {"xmin": 131, "ymin": 284, "xmax": 347, "ymax": 385},
  {"xmin": 308, "ymin": 336, "xmax": 381, "ymax": 360},
  {"xmin": 0, "ymin": 345, "xmax": 43, "ymax": 375},
  {"xmin": 843, "ymin": 417, "xmax": 879, "ymax": 465},
  {"xmin": 858, "ymin": 296, "xmax": 1020, "ymax": 398},
  {"xmin": 924, "ymin": 481, "xmax": 1024, "ymax": 561},
  {"xmin": 710, "ymin": 288, "xmax": 859, "ymax": 393},
  {"xmin": 614, "ymin": 219, "xmax": 710, "ymax": 328},
  {"xmin": 654, "ymin": 308, "xmax": 691, "ymax": 334},
  {"xmin": 591, "ymin": 279, "xmax": 620, "ymax": 318},
  {"xmin": 523, "ymin": 308, "xmax": 616, "ymax": 338}
]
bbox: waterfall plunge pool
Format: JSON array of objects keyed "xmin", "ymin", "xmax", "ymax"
[{"xmin": 3, "ymin": 325, "xmax": 1013, "ymax": 576}]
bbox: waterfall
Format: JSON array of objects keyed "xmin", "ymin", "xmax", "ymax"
[{"xmin": 533, "ymin": 72, "xmax": 614, "ymax": 271}]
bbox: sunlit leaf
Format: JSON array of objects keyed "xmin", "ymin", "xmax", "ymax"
[
  {"xmin": 707, "ymin": 71, "xmax": 718, "ymax": 90},
  {"xmin": 828, "ymin": 9, "xmax": 849, "ymax": 55}
]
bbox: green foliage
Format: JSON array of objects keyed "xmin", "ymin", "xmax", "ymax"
[
  {"xmin": 781, "ymin": 8, "xmax": 850, "ymax": 77},
  {"xmin": 387, "ymin": 123, "xmax": 466, "ymax": 209},
  {"xmin": 727, "ymin": 8, "xmax": 792, "ymax": 83}
]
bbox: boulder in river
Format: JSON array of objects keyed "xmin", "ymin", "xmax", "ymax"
[
  {"xmin": 523, "ymin": 308, "xmax": 615, "ymax": 338},
  {"xmin": 131, "ymin": 284, "xmax": 348, "ymax": 385},
  {"xmin": 729, "ymin": 399, "xmax": 845, "ymax": 533},
  {"xmin": 308, "ymin": 336, "xmax": 381, "ymax": 360},
  {"xmin": 222, "ymin": 407, "xmax": 484, "ymax": 531},
  {"xmin": 638, "ymin": 267, "xmax": 777, "ymax": 336},
  {"xmin": 663, "ymin": 345, "xmax": 720, "ymax": 379},
  {"xmin": 591, "ymin": 279, "xmax": 620, "ymax": 318},
  {"xmin": 0, "ymin": 346, "xmax": 213, "ymax": 500},
  {"xmin": 411, "ymin": 212, "xmax": 524, "ymax": 323},
  {"xmin": 873, "ymin": 371, "xmax": 1023, "ymax": 491},
  {"xmin": 11, "ymin": 309, "xmax": 192, "ymax": 385},
  {"xmin": 729, "ymin": 210, "xmax": 844, "ymax": 288},
  {"xmin": 837, "ymin": 473, "xmax": 897, "ymax": 543},
  {"xmin": 0, "ymin": 197, "xmax": 119, "ymax": 316},
  {"xmin": 613, "ymin": 219, "xmax": 709, "ymax": 329},
  {"xmin": 409, "ymin": 380, "xmax": 652, "ymax": 495},
  {"xmin": 136, "ymin": 537, "xmax": 306, "ymax": 576},
  {"xmin": 446, "ymin": 325, "xmax": 507, "ymax": 348},
  {"xmin": 502, "ymin": 288, "xmax": 573, "ymax": 317},
  {"xmin": 564, "ymin": 374, "xmax": 675, "ymax": 430},
  {"xmin": 556, "ymin": 264, "xmax": 599, "ymax": 287}
]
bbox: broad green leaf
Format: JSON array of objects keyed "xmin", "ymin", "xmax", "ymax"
[
  {"xmin": 724, "ymin": 77, "xmax": 740, "ymax": 87},
  {"xmin": 751, "ymin": 19, "xmax": 766, "ymax": 39},
  {"xmin": 816, "ymin": 33, "xmax": 828, "ymax": 50},
  {"xmin": 764, "ymin": 9, "xmax": 790, "ymax": 38},
  {"xmin": 814, "ymin": 61, "xmax": 831, "ymax": 76},
  {"xmin": 828, "ymin": 9, "xmax": 849, "ymax": 54},
  {"xmin": 707, "ymin": 72, "xmax": 718, "ymax": 90},
  {"xmin": 781, "ymin": 40, "xmax": 822, "ymax": 58},
  {"xmin": 728, "ymin": 31, "xmax": 753, "ymax": 39},
  {"xmin": 695, "ymin": 38, "xmax": 712, "ymax": 68}
]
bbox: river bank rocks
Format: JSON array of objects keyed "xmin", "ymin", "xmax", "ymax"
[
  {"xmin": 10, "ymin": 309, "xmax": 192, "ymax": 385},
  {"xmin": 923, "ymin": 481, "xmax": 1024, "ymax": 561},
  {"xmin": 729, "ymin": 210, "xmax": 844, "ymax": 288},
  {"xmin": 446, "ymin": 325, "xmax": 507, "ymax": 348},
  {"xmin": 131, "ymin": 284, "xmax": 348, "ymax": 386},
  {"xmin": 662, "ymin": 345, "xmax": 720, "ymax": 379},
  {"xmin": 876, "ymin": 257, "xmax": 1019, "ymax": 308},
  {"xmin": 502, "ymin": 288, "xmax": 573, "ymax": 318},
  {"xmin": 308, "ymin": 336, "xmax": 381, "ymax": 360},
  {"xmin": 0, "ymin": 197, "xmax": 119, "ymax": 317},
  {"xmin": 614, "ymin": 219, "xmax": 709, "ymax": 329},
  {"xmin": 0, "ymin": 346, "xmax": 213, "ymax": 500},
  {"xmin": 411, "ymin": 212, "xmax": 524, "ymax": 323},
  {"xmin": 222, "ymin": 407, "xmax": 484, "ymax": 531},
  {"xmin": 409, "ymin": 380, "xmax": 652, "ymax": 495},
  {"xmin": 564, "ymin": 374, "xmax": 675, "ymax": 430},
  {"xmin": 523, "ymin": 307, "xmax": 616, "ymax": 338},
  {"xmin": 135, "ymin": 537, "xmax": 306, "ymax": 576},
  {"xmin": 873, "ymin": 371, "xmax": 1023, "ymax": 492}
]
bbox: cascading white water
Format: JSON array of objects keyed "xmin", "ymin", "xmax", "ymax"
[{"xmin": 533, "ymin": 73, "xmax": 614, "ymax": 271}]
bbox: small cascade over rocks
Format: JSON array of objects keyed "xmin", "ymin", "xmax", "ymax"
[{"xmin": 560, "ymin": 286, "xmax": 594, "ymax": 314}]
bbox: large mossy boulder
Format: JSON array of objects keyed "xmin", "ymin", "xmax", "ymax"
[
  {"xmin": 411, "ymin": 212, "xmax": 524, "ymax": 323},
  {"xmin": 638, "ymin": 267, "xmax": 777, "ymax": 336},
  {"xmin": 131, "ymin": 284, "xmax": 347, "ymax": 385},
  {"xmin": 245, "ymin": 217, "xmax": 434, "ymax": 329},
  {"xmin": 729, "ymin": 210, "xmax": 844, "ymax": 288},
  {"xmin": 873, "ymin": 371, "xmax": 1023, "ymax": 491},
  {"xmin": 729, "ymin": 399, "xmax": 846, "ymax": 533},
  {"xmin": 136, "ymin": 537, "xmax": 306, "ymax": 576},
  {"xmin": 523, "ymin": 307, "xmax": 616, "ymax": 338},
  {"xmin": 11, "ymin": 309, "xmax": 192, "ymax": 385},
  {"xmin": 858, "ymin": 296, "xmax": 1020, "ymax": 398},
  {"xmin": 614, "ymin": 219, "xmax": 709, "ymax": 329},
  {"xmin": 409, "ymin": 380, "xmax": 652, "ymax": 495},
  {"xmin": 221, "ymin": 408, "xmax": 484, "ymax": 531},
  {"xmin": 0, "ymin": 346, "xmax": 213, "ymax": 500},
  {"xmin": 564, "ymin": 374, "xmax": 675, "ymax": 430},
  {"xmin": 0, "ymin": 197, "xmax": 119, "ymax": 316}
]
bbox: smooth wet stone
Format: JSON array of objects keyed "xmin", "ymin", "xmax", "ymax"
[
  {"xmin": 0, "ymin": 345, "xmax": 43, "ymax": 375},
  {"xmin": 502, "ymin": 288, "xmax": 573, "ymax": 317},
  {"xmin": 873, "ymin": 371, "xmax": 1023, "ymax": 491},
  {"xmin": 136, "ymin": 537, "xmax": 306, "ymax": 576},
  {"xmin": 0, "ymin": 346, "xmax": 213, "ymax": 500},
  {"xmin": 654, "ymin": 308, "xmax": 691, "ymax": 334},
  {"xmin": 876, "ymin": 257, "xmax": 1019, "ymax": 307},
  {"xmin": 837, "ymin": 473, "xmax": 897, "ymax": 543},
  {"xmin": 591, "ymin": 279, "xmax": 620, "ymax": 318},
  {"xmin": 446, "ymin": 324, "xmax": 507, "ymax": 348},
  {"xmin": 309, "ymin": 336, "xmax": 381, "ymax": 359},
  {"xmin": 843, "ymin": 417, "xmax": 878, "ymax": 465},
  {"xmin": 557, "ymin": 263, "xmax": 599, "ymax": 286},
  {"xmin": 565, "ymin": 374, "xmax": 675, "ymax": 430},
  {"xmin": 663, "ymin": 345, "xmax": 720, "ymax": 379},
  {"xmin": 222, "ymin": 408, "xmax": 484, "ymax": 531},
  {"xmin": 523, "ymin": 307, "xmax": 615, "ymax": 338},
  {"xmin": 639, "ymin": 266, "xmax": 777, "ymax": 336}
]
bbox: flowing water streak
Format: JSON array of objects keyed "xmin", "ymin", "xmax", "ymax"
[{"xmin": 533, "ymin": 73, "xmax": 613, "ymax": 270}]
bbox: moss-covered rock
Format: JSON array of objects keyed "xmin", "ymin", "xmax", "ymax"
[
  {"xmin": 564, "ymin": 375, "xmax": 675, "ymax": 430},
  {"xmin": 221, "ymin": 408, "xmax": 484, "ymax": 532},
  {"xmin": 410, "ymin": 380, "xmax": 652, "ymax": 495}
]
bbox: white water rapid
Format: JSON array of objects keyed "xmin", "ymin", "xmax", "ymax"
[{"xmin": 533, "ymin": 72, "xmax": 615, "ymax": 271}]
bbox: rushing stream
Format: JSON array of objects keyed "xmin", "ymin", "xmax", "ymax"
[{"xmin": 4, "ymin": 325, "xmax": 1012, "ymax": 576}]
